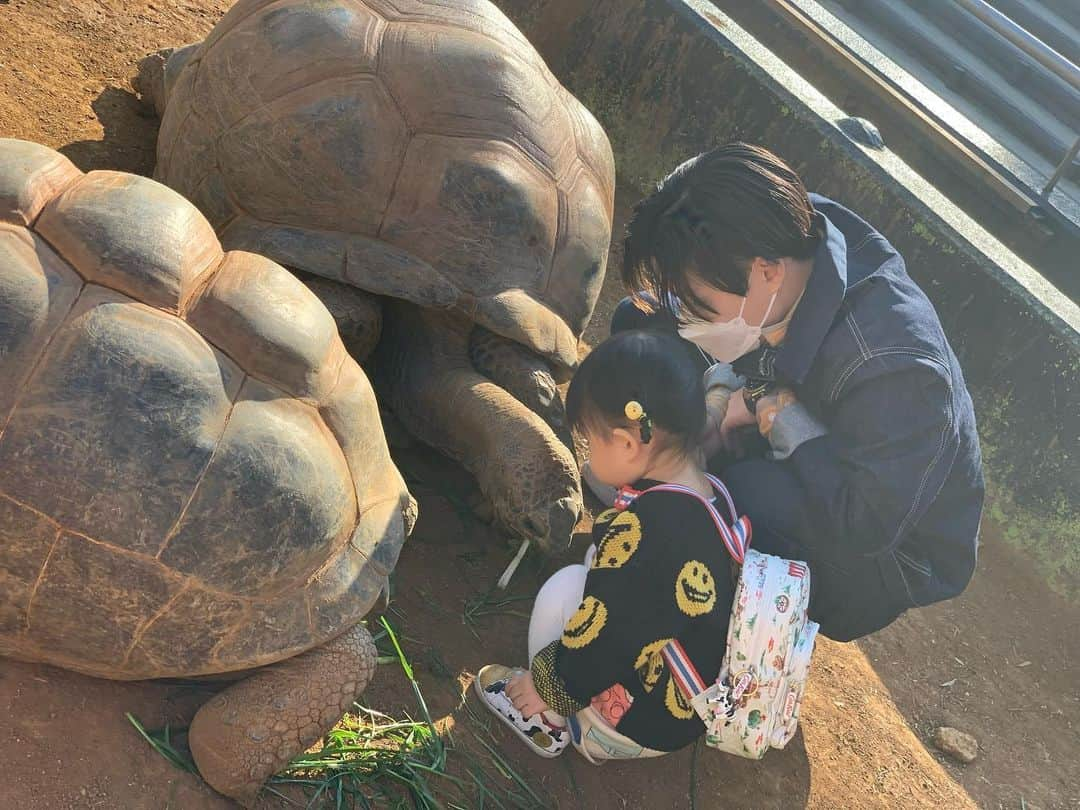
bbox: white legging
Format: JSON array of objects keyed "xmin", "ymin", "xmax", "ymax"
[
  {"xmin": 525, "ymin": 554, "xmax": 666, "ymax": 761},
  {"xmin": 527, "ymin": 563, "xmax": 588, "ymax": 662}
]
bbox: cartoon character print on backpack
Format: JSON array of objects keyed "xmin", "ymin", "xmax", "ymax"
[
  {"xmin": 711, "ymin": 674, "xmax": 738, "ymax": 722},
  {"xmin": 592, "ymin": 510, "xmax": 643, "ymax": 570},
  {"xmin": 704, "ymin": 551, "xmax": 819, "ymax": 758}
]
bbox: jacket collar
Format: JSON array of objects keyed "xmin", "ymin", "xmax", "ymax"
[{"xmin": 775, "ymin": 209, "xmax": 848, "ymax": 385}]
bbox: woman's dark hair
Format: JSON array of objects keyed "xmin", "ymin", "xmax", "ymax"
[
  {"xmin": 622, "ymin": 142, "xmax": 820, "ymax": 322},
  {"xmin": 566, "ymin": 330, "xmax": 706, "ymax": 453}
]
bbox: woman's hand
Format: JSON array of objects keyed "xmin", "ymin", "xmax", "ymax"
[
  {"xmin": 702, "ymin": 363, "xmax": 743, "ymax": 458},
  {"xmin": 506, "ymin": 671, "xmax": 551, "ymax": 718},
  {"xmin": 755, "ymin": 388, "xmax": 798, "ymax": 437}
]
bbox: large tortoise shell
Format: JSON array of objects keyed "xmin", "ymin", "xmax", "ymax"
[
  {"xmin": 0, "ymin": 139, "xmax": 412, "ymax": 680},
  {"xmin": 154, "ymin": 0, "xmax": 616, "ymax": 371}
]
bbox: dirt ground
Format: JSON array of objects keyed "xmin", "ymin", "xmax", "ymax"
[{"xmin": 0, "ymin": 1, "xmax": 1077, "ymax": 808}]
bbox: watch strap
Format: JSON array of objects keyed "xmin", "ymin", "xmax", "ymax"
[{"xmin": 733, "ymin": 346, "xmax": 780, "ymax": 382}]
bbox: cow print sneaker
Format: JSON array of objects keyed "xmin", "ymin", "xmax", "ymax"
[{"xmin": 473, "ymin": 664, "xmax": 570, "ymax": 758}]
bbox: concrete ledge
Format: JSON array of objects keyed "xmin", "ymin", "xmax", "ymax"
[{"xmin": 497, "ymin": 0, "xmax": 1080, "ymax": 593}]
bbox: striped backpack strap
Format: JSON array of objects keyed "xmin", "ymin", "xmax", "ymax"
[
  {"xmin": 613, "ymin": 485, "xmax": 643, "ymax": 511},
  {"xmin": 634, "ymin": 474, "xmax": 751, "ymax": 564},
  {"xmin": 660, "ymin": 639, "xmax": 708, "ymax": 699}
]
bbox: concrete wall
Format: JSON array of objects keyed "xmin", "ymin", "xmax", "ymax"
[{"xmin": 496, "ymin": 0, "xmax": 1080, "ymax": 593}]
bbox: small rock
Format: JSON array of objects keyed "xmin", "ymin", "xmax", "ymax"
[{"xmin": 932, "ymin": 726, "xmax": 978, "ymax": 763}]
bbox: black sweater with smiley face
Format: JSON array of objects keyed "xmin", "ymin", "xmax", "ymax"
[{"xmin": 531, "ymin": 484, "xmax": 737, "ymax": 752}]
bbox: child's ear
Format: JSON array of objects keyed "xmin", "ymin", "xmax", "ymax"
[
  {"xmin": 611, "ymin": 426, "xmax": 647, "ymax": 465},
  {"xmin": 610, "ymin": 427, "xmax": 637, "ymax": 452}
]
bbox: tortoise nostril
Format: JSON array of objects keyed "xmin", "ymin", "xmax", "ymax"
[
  {"xmin": 523, "ymin": 515, "xmax": 545, "ymax": 537},
  {"xmin": 547, "ymin": 497, "xmax": 580, "ymax": 546},
  {"xmin": 521, "ymin": 496, "xmax": 579, "ymax": 553}
]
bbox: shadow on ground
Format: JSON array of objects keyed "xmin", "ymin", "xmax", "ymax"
[{"xmin": 59, "ymin": 85, "xmax": 159, "ymax": 175}]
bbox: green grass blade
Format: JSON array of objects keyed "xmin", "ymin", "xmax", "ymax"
[{"xmin": 125, "ymin": 712, "xmax": 197, "ymax": 774}]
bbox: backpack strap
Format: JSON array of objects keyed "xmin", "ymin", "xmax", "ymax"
[
  {"xmin": 613, "ymin": 485, "xmax": 642, "ymax": 511},
  {"xmin": 611, "ymin": 476, "xmax": 753, "ymax": 716},
  {"xmin": 661, "ymin": 639, "xmax": 708, "ymax": 699},
  {"xmin": 621, "ymin": 474, "xmax": 750, "ymax": 564}
]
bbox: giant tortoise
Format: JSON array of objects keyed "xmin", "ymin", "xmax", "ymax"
[
  {"xmin": 136, "ymin": 0, "xmax": 616, "ymax": 553},
  {"xmin": 0, "ymin": 139, "xmax": 415, "ymax": 805}
]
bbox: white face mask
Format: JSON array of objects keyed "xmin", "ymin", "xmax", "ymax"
[{"xmin": 678, "ymin": 291, "xmax": 778, "ymax": 363}]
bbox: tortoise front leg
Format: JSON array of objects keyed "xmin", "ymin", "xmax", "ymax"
[
  {"xmin": 188, "ymin": 625, "xmax": 377, "ymax": 807},
  {"xmin": 468, "ymin": 325, "xmax": 574, "ymax": 450},
  {"xmin": 296, "ymin": 272, "xmax": 383, "ymax": 363},
  {"xmin": 375, "ymin": 302, "xmax": 582, "ymax": 554}
]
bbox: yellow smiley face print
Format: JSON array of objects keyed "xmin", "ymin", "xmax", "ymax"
[
  {"xmin": 665, "ymin": 673, "xmax": 695, "ymax": 719},
  {"xmin": 592, "ymin": 510, "xmax": 643, "ymax": 569},
  {"xmin": 561, "ymin": 595, "xmax": 608, "ymax": 648},
  {"xmin": 633, "ymin": 638, "xmax": 672, "ymax": 692},
  {"xmin": 592, "ymin": 508, "xmax": 619, "ymax": 537},
  {"xmin": 675, "ymin": 560, "xmax": 717, "ymax": 616}
]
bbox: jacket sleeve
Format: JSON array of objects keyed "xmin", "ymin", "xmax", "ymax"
[
  {"xmin": 531, "ymin": 499, "xmax": 673, "ymax": 715},
  {"xmin": 783, "ymin": 356, "xmax": 961, "ymax": 557}
]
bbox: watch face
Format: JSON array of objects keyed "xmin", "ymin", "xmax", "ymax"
[{"xmin": 747, "ymin": 382, "xmax": 771, "ymax": 399}]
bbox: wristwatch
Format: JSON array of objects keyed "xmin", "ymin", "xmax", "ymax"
[{"xmin": 742, "ymin": 379, "xmax": 774, "ymax": 414}]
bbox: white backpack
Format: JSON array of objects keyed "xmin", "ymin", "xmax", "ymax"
[{"xmin": 618, "ymin": 474, "xmax": 819, "ymax": 759}]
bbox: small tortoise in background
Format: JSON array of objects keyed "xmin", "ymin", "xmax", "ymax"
[
  {"xmin": 0, "ymin": 139, "xmax": 415, "ymax": 806},
  {"xmin": 136, "ymin": 0, "xmax": 617, "ymax": 553}
]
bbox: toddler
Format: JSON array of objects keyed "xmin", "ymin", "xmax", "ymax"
[{"xmin": 474, "ymin": 330, "xmax": 744, "ymax": 762}]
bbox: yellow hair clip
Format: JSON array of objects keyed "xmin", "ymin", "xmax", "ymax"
[{"xmin": 624, "ymin": 400, "xmax": 652, "ymax": 443}]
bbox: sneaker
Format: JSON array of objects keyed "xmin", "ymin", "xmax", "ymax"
[
  {"xmin": 581, "ymin": 462, "xmax": 618, "ymax": 508},
  {"xmin": 473, "ymin": 664, "xmax": 570, "ymax": 758}
]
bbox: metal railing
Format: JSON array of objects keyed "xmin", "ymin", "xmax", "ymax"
[
  {"xmin": 952, "ymin": 0, "xmax": 1080, "ymax": 92},
  {"xmin": 952, "ymin": 0, "xmax": 1080, "ymax": 198}
]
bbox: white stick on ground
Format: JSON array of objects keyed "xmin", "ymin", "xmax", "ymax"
[{"xmin": 497, "ymin": 539, "xmax": 531, "ymax": 589}]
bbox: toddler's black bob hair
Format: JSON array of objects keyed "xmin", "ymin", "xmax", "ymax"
[{"xmin": 566, "ymin": 330, "xmax": 706, "ymax": 453}]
